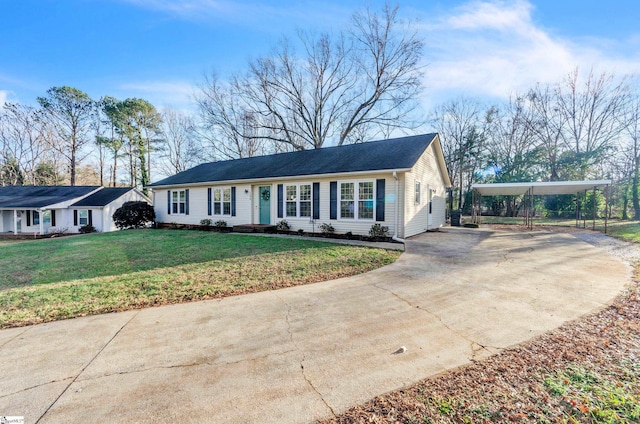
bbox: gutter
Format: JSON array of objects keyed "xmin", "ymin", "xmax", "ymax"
[
  {"xmin": 146, "ymin": 168, "xmax": 412, "ymax": 190},
  {"xmin": 392, "ymin": 171, "xmax": 404, "ymax": 244}
]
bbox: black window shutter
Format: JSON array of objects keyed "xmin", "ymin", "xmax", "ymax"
[
  {"xmin": 231, "ymin": 187, "xmax": 236, "ymax": 217},
  {"xmin": 26, "ymin": 211, "xmax": 31, "ymax": 227},
  {"xmin": 167, "ymin": 190, "xmax": 171, "ymax": 215},
  {"xmin": 88, "ymin": 210, "xmax": 93, "ymax": 226},
  {"xmin": 277, "ymin": 184, "xmax": 283, "ymax": 218},
  {"xmin": 313, "ymin": 182, "xmax": 320, "ymax": 220},
  {"xmin": 185, "ymin": 189, "xmax": 190, "ymax": 215},
  {"xmin": 51, "ymin": 210, "xmax": 56, "ymax": 227},
  {"xmin": 207, "ymin": 188, "xmax": 212, "ymax": 216},
  {"xmin": 329, "ymin": 181, "xmax": 337, "ymax": 220},
  {"xmin": 73, "ymin": 210, "xmax": 78, "ymax": 226},
  {"xmin": 376, "ymin": 179, "xmax": 385, "ymax": 222}
]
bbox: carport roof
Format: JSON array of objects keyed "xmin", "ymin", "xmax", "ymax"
[{"xmin": 472, "ymin": 180, "xmax": 611, "ymax": 196}]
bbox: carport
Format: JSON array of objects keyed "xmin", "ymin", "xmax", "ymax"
[{"xmin": 471, "ymin": 180, "xmax": 612, "ymax": 233}]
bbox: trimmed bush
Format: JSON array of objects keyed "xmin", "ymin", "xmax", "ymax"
[
  {"xmin": 214, "ymin": 219, "xmax": 228, "ymax": 228},
  {"xmin": 113, "ymin": 201, "xmax": 155, "ymax": 229},
  {"xmin": 79, "ymin": 224, "xmax": 97, "ymax": 234},
  {"xmin": 369, "ymin": 223, "xmax": 389, "ymax": 240},
  {"xmin": 319, "ymin": 222, "xmax": 335, "ymax": 236},
  {"xmin": 276, "ymin": 220, "xmax": 291, "ymax": 231}
]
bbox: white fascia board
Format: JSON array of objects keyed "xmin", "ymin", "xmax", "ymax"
[{"xmin": 146, "ymin": 168, "xmax": 412, "ymax": 189}]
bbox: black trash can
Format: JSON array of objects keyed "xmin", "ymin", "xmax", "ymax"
[{"xmin": 450, "ymin": 210, "xmax": 462, "ymax": 226}]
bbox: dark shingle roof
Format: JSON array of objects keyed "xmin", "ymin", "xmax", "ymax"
[
  {"xmin": 148, "ymin": 134, "xmax": 437, "ymax": 187},
  {"xmin": 71, "ymin": 187, "xmax": 136, "ymax": 207},
  {"xmin": 0, "ymin": 186, "xmax": 100, "ymax": 208}
]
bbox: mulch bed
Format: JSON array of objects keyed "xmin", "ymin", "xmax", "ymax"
[{"xmin": 321, "ymin": 229, "xmax": 640, "ymax": 423}]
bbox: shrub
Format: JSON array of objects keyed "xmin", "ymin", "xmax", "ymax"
[
  {"xmin": 369, "ymin": 223, "xmax": 389, "ymax": 240},
  {"xmin": 113, "ymin": 201, "xmax": 155, "ymax": 229},
  {"xmin": 214, "ymin": 219, "xmax": 227, "ymax": 228},
  {"xmin": 345, "ymin": 231, "xmax": 353, "ymax": 239},
  {"xmin": 276, "ymin": 220, "xmax": 291, "ymax": 231},
  {"xmin": 79, "ymin": 224, "xmax": 97, "ymax": 234},
  {"xmin": 48, "ymin": 227, "xmax": 69, "ymax": 236},
  {"xmin": 297, "ymin": 228, "xmax": 305, "ymax": 235},
  {"xmin": 319, "ymin": 222, "xmax": 335, "ymax": 236},
  {"xmin": 200, "ymin": 218, "xmax": 212, "ymax": 227}
]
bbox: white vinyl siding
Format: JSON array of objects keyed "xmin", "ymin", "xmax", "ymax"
[{"xmin": 404, "ymin": 142, "xmax": 448, "ymax": 237}]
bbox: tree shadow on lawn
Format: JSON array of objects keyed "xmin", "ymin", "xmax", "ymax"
[{"xmin": 0, "ymin": 229, "xmax": 336, "ymax": 289}]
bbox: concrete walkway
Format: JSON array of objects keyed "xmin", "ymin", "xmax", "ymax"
[{"xmin": 0, "ymin": 228, "xmax": 631, "ymax": 423}]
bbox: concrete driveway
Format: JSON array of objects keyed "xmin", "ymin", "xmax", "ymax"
[{"xmin": 0, "ymin": 228, "xmax": 631, "ymax": 423}]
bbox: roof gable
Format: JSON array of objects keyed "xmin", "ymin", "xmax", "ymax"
[
  {"xmin": 0, "ymin": 186, "xmax": 100, "ymax": 208},
  {"xmin": 149, "ymin": 134, "xmax": 437, "ymax": 187}
]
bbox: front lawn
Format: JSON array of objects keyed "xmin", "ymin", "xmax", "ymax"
[{"xmin": 0, "ymin": 230, "xmax": 400, "ymax": 328}]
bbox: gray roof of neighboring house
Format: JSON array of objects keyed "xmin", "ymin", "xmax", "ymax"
[
  {"xmin": 71, "ymin": 187, "xmax": 138, "ymax": 207},
  {"xmin": 0, "ymin": 186, "xmax": 100, "ymax": 208},
  {"xmin": 148, "ymin": 134, "xmax": 437, "ymax": 187}
]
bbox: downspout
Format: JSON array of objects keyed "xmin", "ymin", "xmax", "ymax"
[{"xmin": 392, "ymin": 171, "xmax": 404, "ymax": 243}]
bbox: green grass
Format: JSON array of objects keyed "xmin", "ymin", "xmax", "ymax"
[
  {"xmin": 543, "ymin": 363, "xmax": 640, "ymax": 423},
  {"xmin": 0, "ymin": 229, "xmax": 400, "ymax": 327}
]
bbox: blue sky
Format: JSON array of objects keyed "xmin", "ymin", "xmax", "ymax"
[{"xmin": 1, "ymin": 0, "xmax": 639, "ymax": 111}]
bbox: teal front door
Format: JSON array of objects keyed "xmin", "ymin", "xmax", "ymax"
[{"xmin": 259, "ymin": 186, "xmax": 271, "ymax": 224}]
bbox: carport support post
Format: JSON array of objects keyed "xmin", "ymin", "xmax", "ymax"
[
  {"xmin": 604, "ymin": 184, "xmax": 609, "ymax": 234},
  {"xmin": 13, "ymin": 210, "xmax": 17, "ymax": 235},
  {"xmin": 583, "ymin": 190, "xmax": 587, "ymax": 228},
  {"xmin": 592, "ymin": 186, "xmax": 596, "ymax": 230}
]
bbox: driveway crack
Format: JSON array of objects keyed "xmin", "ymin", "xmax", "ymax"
[
  {"xmin": 36, "ymin": 311, "xmax": 140, "ymax": 423},
  {"xmin": 77, "ymin": 348, "xmax": 300, "ymax": 381},
  {"xmin": 273, "ymin": 293, "xmax": 336, "ymax": 417},
  {"xmin": 0, "ymin": 326, "xmax": 33, "ymax": 352},
  {"xmin": 371, "ymin": 283, "xmax": 501, "ymax": 360},
  {"xmin": 0, "ymin": 377, "xmax": 74, "ymax": 399}
]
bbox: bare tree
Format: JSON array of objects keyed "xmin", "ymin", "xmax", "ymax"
[
  {"xmin": 554, "ymin": 68, "xmax": 630, "ymax": 179},
  {"xmin": 621, "ymin": 94, "xmax": 640, "ymax": 219},
  {"xmin": 196, "ymin": 3, "xmax": 423, "ymax": 154},
  {"xmin": 432, "ymin": 97, "xmax": 487, "ymax": 210},
  {"xmin": 158, "ymin": 108, "xmax": 202, "ymax": 175}
]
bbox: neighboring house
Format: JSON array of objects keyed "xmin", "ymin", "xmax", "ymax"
[
  {"xmin": 149, "ymin": 134, "xmax": 452, "ymax": 239},
  {"xmin": 0, "ymin": 186, "xmax": 150, "ymax": 235}
]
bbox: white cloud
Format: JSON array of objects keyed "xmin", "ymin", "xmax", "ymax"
[{"xmin": 419, "ymin": 0, "xmax": 640, "ymax": 108}]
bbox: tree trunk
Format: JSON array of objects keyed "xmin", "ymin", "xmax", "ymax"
[{"xmin": 633, "ymin": 158, "xmax": 640, "ymax": 220}]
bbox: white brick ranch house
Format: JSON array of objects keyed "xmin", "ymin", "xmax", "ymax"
[{"xmin": 148, "ymin": 134, "xmax": 452, "ymax": 239}]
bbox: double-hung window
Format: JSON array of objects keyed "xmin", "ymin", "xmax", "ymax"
[
  {"xmin": 212, "ymin": 188, "xmax": 231, "ymax": 216},
  {"xmin": 299, "ymin": 184, "xmax": 311, "ymax": 217},
  {"xmin": 415, "ymin": 181, "xmax": 421, "ymax": 204},
  {"xmin": 285, "ymin": 183, "xmax": 312, "ymax": 218},
  {"xmin": 33, "ymin": 211, "xmax": 40, "ymax": 225},
  {"xmin": 78, "ymin": 210, "xmax": 89, "ymax": 226},
  {"xmin": 340, "ymin": 180, "xmax": 374, "ymax": 220},
  {"xmin": 172, "ymin": 190, "xmax": 186, "ymax": 214},
  {"xmin": 358, "ymin": 181, "xmax": 374, "ymax": 219},
  {"xmin": 286, "ymin": 185, "xmax": 297, "ymax": 217}
]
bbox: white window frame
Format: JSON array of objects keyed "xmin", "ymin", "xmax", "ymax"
[
  {"xmin": 32, "ymin": 210, "xmax": 40, "ymax": 226},
  {"xmin": 339, "ymin": 180, "xmax": 375, "ymax": 221},
  {"xmin": 78, "ymin": 209, "xmax": 89, "ymax": 226},
  {"xmin": 415, "ymin": 180, "xmax": 421, "ymax": 204},
  {"xmin": 212, "ymin": 187, "xmax": 232, "ymax": 216},
  {"xmin": 284, "ymin": 183, "xmax": 312, "ymax": 219},
  {"xmin": 172, "ymin": 190, "xmax": 186, "ymax": 215}
]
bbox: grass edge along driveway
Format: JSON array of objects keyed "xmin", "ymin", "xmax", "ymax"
[{"xmin": 0, "ymin": 230, "xmax": 400, "ymax": 328}]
